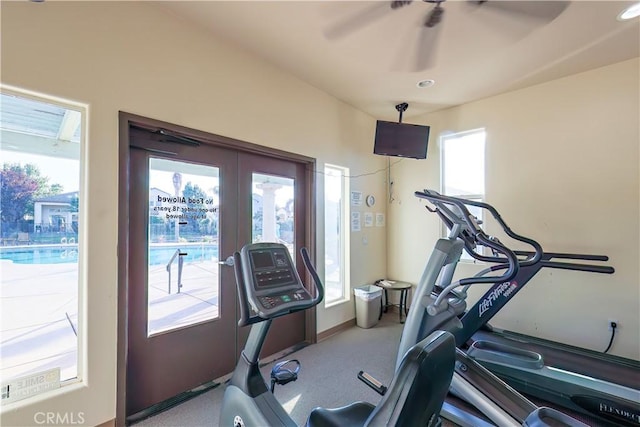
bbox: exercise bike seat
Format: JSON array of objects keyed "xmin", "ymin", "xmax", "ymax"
[{"xmin": 306, "ymin": 330, "xmax": 456, "ymax": 427}]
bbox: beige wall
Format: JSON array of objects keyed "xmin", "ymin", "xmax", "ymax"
[
  {"xmin": 2, "ymin": 2, "xmax": 637, "ymax": 425},
  {"xmin": 0, "ymin": 2, "xmax": 386, "ymax": 426},
  {"xmin": 388, "ymin": 58, "xmax": 640, "ymax": 360}
]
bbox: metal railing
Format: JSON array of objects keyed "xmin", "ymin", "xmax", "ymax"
[{"xmin": 166, "ymin": 249, "xmax": 186, "ymax": 294}]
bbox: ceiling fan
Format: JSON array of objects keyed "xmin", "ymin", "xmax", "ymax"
[
  {"xmin": 391, "ymin": 1, "xmax": 445, "ymax": 28},
  {"xmin": 324, "ymin": 0, "xmax": 569, "ymax": 71}
]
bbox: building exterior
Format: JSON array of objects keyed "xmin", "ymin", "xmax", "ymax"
[{"xmin": 33, "ymin": 191, "xmax": 78, "ymax": 233}]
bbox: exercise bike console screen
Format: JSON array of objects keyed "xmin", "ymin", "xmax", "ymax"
[
  {"xmin": 240, "ymin": 243, "xmax": 313, "ymax": 319},
  {"xmin": 250, "ymin": 249, "xmax": 296, "ymax": 289}
]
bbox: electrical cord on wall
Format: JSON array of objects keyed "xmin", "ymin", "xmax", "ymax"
[
  {"xmin": 313, "ymin": 158, "xmax": 403, "ymax": 202},
  {"xmin": 387, "ymin": 157, "xmax": 396, "ymax": 204},
  {"xmin": 604, "ymin": 321, "xmax": 617, "ymax": 353},
  {"xmin": 315, "ymin": 158, "xmax": 403, "ymax": 179}
]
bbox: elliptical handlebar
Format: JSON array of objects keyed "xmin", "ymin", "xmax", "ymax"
[
  {"xmin": 442, "ymin": 195, "xmax": 543, "ymax": 267},
  {"xmin": 416, "ymin": 190, "xmax": 614, "ymax": 314},
  {"xmin": 416, "ymin": 190, "xmax": 543, "ymax": 267},
  {"xmin": 415, "ymin": 191, "xmax": 520, "ymax": 296}
]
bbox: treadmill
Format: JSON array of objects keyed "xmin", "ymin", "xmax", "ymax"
[{"xmin": 403, "ymin": 190, "xmax": 639, "ymax": 427}]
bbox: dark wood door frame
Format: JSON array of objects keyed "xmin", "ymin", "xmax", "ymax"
[{"xmin": 116, "ymin": 112, "xmax": 316, "ymax": 426}]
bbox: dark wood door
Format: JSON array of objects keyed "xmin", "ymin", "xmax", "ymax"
[
  {"xmin": 236, "ymin": 152, "xmax": 309, "ymax": 357},
  {"xmin": 126, "ymin": 128, "xmax": 239, "ymax": 415},
  {"xmin": 124, "ymin": 124, "xmax": 313, "ymax": 418}
]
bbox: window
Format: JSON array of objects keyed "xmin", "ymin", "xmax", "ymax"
[
  {"xmin": 440, "ymin": 129, "xmax": 486, "ymax": 258},
  {"xmin": 324, "ymin": 164, "xmax": 350, "ymax": 305},
  {"xmin": 0, "ymin": 88, "xmax": 85, "ymax": 404}
]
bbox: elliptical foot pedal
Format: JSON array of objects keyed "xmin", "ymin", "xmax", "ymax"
[
  {"xmin": 270, "ymin": 359, "xmax": 301, "ymax": 393},
  {"xmin": 357, "ymin": 371, "xmax": 388, "ymax": 395}
]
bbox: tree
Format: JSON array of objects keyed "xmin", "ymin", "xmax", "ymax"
[
  {"xmin": 182, "ymin": 182, "xmax": 209, "ymax": 233},
  {"xmin": 1, "ymin": 163, "xmax": 63, "ymax": 224}
]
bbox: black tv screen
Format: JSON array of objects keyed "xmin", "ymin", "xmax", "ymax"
[{"xmin": 373, "ymin": 120, "xmax": 430, "ymax": 159}]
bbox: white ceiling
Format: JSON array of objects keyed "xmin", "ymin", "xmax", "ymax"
[{"xmin": 159, "ymin": 1, "xmax": 640, "ymax": 122}]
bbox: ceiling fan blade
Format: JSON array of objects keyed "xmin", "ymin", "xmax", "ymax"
[
  {"xmin": 412, "ymin": 22, "xmax": 442, "ymax": 71},
  {"xmin": 425, "ymin": 3, "xmax": 445, "ymax": 28},
  {"xmin": 468, "ymin": 1, "xmax": 569, "ymax": 22},
  {"xmin": 323, "ymin": 1, "xmax": 396, "ymax": 40}
]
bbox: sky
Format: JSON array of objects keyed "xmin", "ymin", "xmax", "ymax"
[{"xmin": 2, "ymin": 151, "xmax": 80, "ymax": 193}]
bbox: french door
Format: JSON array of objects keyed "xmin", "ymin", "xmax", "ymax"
[{"xmin": 122, "ymin": 118, "xmax": 314, "ymax": 419}]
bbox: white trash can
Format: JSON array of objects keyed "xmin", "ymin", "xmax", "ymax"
[{"xmin": 354, "ymin": 285, "xmax": 382, "ymax": 328}]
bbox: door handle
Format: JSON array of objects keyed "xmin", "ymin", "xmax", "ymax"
[{"xmin": 219, "ymin": 256, "xmax": 235, "ymax": 267}]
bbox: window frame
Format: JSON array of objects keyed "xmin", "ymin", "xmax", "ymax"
[
  {"xmin": 440, "ymin": 128, "xmax": 486, "ymax": 261},
  {"xmin": 0, "ymin": 85, "xmax": 88, "ymax": 402},
  {"xmin": 323, "ymin": 163, "xmax": 350, "ymax": 307}
]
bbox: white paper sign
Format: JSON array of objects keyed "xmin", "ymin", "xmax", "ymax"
[
  {"xmin": 351, "ymin": 191, "xmax": 363, "ymax": 206},
  {"xmin": 375, "ymin": 213, "xmax": 385, "ymax": 227},
  {"xmin": 351, "ymin": 212, "xmax": 361, "ymax": 232},
  {"xmin": 364, "ymin": 212, "xmax": 374, "ymax": 227}
]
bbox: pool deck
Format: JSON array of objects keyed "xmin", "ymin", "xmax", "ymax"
[{"xmin": 0, "ymin": 258, "xmax": 219, "ymax": 383}]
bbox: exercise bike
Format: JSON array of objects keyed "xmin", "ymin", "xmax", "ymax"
[{"xmin": 219, "ymin": 242, "xmax": 456, "ymax": 427}]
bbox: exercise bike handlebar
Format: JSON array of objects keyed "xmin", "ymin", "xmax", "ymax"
[
  {"xmin": 234, "ymin": 251, "xmax": 253, "ymax": 327},
  {"xmin": 300, "ymin": 246, "xmax": 325, "ymax": 306}
]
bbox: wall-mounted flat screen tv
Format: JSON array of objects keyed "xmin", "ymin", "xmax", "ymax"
[{"xmin": 373, "ymin": 120, "xmax": 430, "ymax": 159}]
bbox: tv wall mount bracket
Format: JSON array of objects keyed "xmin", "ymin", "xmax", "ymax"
[{"xmin": 395, "ymin": 102, "xmax": 409, "ymax": 123}]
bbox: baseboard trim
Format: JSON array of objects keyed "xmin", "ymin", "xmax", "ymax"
[
  {"xmin": 317, "ymin": 318, "xmax": 356, "ymax": 342},
  {"xmin": 126, "ymin": 379, "xmax": 220, "ymax": 425}
]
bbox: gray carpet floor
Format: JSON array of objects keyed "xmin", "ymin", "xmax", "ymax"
[
  {"xmin": 135, "ymin": 314, "xmax": 405, "ymax": 427},
  {"xmin": 133, "ymin": 310, "xmax": 614, "ymax": 427}
]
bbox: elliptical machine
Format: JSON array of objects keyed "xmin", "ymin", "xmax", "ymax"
[
  {"xmin": 397, "ymin": 190, "xmax": 593, "ymax": 427},
  {"xmin": 220, "ymin": 242, "xmax": 457, "ymax": 427},
  {"xmin": 405, "ymin": 190, "xmax": 639, "ymax": 427}
]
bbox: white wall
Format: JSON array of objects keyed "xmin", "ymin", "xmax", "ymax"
[
  {"xmin": 0, "ymin": 2, "xmax": 386, "ymax": 426},
  {"xmin": 388, "ymin": 58, "xmax": 640, "ymax": 360}
]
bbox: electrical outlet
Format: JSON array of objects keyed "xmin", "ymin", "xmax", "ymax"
[{"xmin": 608, "ymin": 319, "xmax": 618, "ymax": 331}]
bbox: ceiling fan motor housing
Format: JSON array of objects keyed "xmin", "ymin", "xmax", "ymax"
[{"xmin": 391, "ymin": 1, "xmax": 414, "ymax": 9}]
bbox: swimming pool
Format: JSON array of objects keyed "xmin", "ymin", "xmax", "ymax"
[
  {"xmin": 0, "ymin": 244, "xmax": 219, "ymax": 265},
  {"xmin": 0, "ymin": 246, "xmax": 77, "ymax": 264},
  {"xmin": 148, "ymin": 245, "xmax": 219, "ymax": 265}
]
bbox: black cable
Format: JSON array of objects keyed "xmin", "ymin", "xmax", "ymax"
[
  {"xmin": 312, "ymin": 158, "xmax": 404, "ymax": 179},
  {"xmin": 604, "ymin": 322, "xmax": 616, "ymax": 353}
]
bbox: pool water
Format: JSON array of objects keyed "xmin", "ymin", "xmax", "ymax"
[
  {"xmin": 0, "ymin": 245, "xmax": 218, "ymax": 265},
  {"xmin": 0, "ymin": 247, "xmax": 78, "ymax": 264}
]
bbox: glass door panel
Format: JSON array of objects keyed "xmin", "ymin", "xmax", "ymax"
[
  {"xmin": 127, "ymin": 127, "xmax": 238, "ymax": 416},
  {"xmin": 251, "ymin": 173, "xmax": 295, "ymax": 256},
  {"xmin": 147, "ymin": 158, "xmax": 220, "ymax": 336}
]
